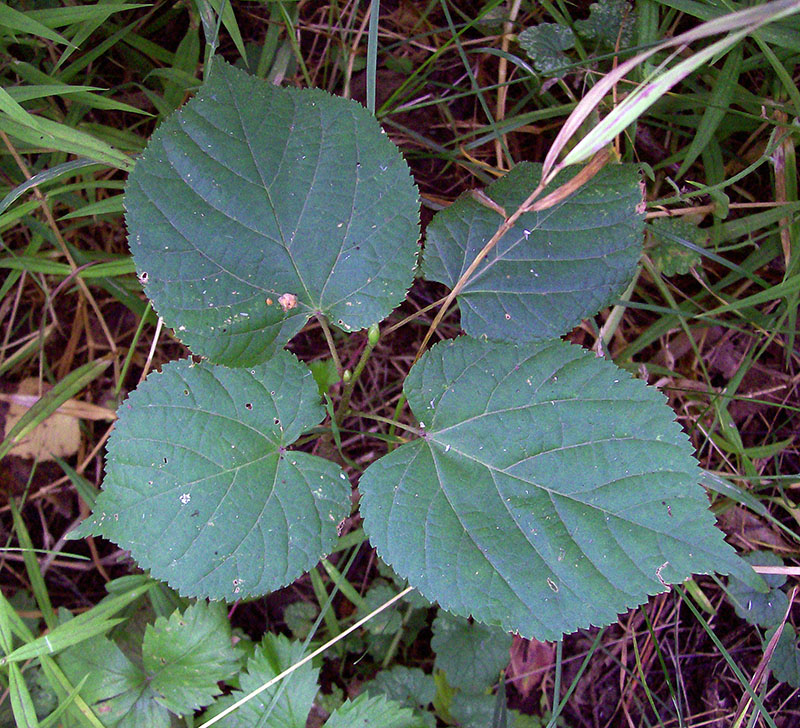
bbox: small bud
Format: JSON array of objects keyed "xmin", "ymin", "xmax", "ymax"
[
  {"xmin": 367, "ymin": 323, "xmax": 380, "ymax": 346},
  {"xmin": 342, "ymin": 369, "xmax": 352, "ymax": 383}
]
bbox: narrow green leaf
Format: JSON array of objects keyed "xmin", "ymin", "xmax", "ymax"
[
  {"xmin": 205, "ymin": 0, "xmax": 247, "ymax": 62},
  {"xmin": 9, "ymin": 500, "xmax": 56, "ymax": 629},
  {"xmin": 360, "ymin": 337, "xmax": 745, "ymax": 639},
  {"xmin": 0, "ymin": 256, "xmax": 135, "ymax": 277},
  {"xmin": 1, "ymin": 619, "xmax": 125, "ymax": 665},
  {"xmin": 0, "ymin": 159, "xmax": 101, "ymax": 216},
  {"xmin": 9, "ymin": 61, "xmax": 150, "ymax": 115},
  {"xmin": 700, "ymin": 272, "xmax": 800, "ymax": 317},
  {"xmin": 59, "ymin": 194, "xmax": 125, "ymax": 220},
  {"xmin": 0, "ymin": 590, "xmax": 37, "ymax": 647},
  {"xmin": 73, "ymin": 352, "xmax": 351, "ymax": 600},
  {"xmin": 162, "ymin": 19, "xmax": 200, "ymax": 111},
  {"xmin": 676, "ymin": 45, "xmax": 742, "ymax": 179},
  {"xmin": 57, "ymin": 19, "xmax": 151, "ymax": 83},
  {"xmin": 542, "ymin": 0, "xmax": 800, "ymax": 179},
  {"xmin": 0, "ymin": 595, "xmax": 14, "ymax": 652},
  {"xmin": 9, "ymin": 663, "xmax": 40, "ymax": 728},
  {"xmin": 658, "ymin": 0, "xmax": 800, "ymax": 52},
  {"xmin": 38, "ymin": 675, "xmax": 89, "ymax": 728},
  {"xmin": 0, "ymin": 115, "xmax": 133, "ymax": 171},
  {"xmin": 0, "ymin": 86, "xmax": 45, "ymax": 132},
  {"xmin": 54, "ymin": 457, "xmax": 98, "ymax": 509},
  {"xmin": 0, "ymin": 3, "xmax": 70, "ymax": 45},
  {"xmin": 25, "ymin": 4, "xmax": 149, "ymax": 28},
  {"xmin": 562, "ymin": 31, "xmax": 751, "ymax": 168},
  {"xmin": 1, "ymin": 598, "xmax": 110, "ymax": 728}
]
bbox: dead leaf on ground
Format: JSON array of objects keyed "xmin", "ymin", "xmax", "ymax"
[
  {"xmin": 0, "ymin": 377, "xmax": 112, "ymax": 461},
  {"xmin": 507, "ymin": 635, "xmax": 555, "ymax": 699},
  {"xmin": 717, "ymin": 505, "xmax": 791, "ymax": 552}
]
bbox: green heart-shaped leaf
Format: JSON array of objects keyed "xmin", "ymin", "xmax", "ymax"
[
  {"xmin": 126, "ymin": 60, "xmax": 419, "ymax": 366},
  {"xmin": 423, "ymin": 163, "xmax": 642, "ymax": 343},
  {"xmin": 74, "ymin": 351, "xmax": 351, "ymax": 599},
  {"xmin": 360, "ymin": 336, "xmax": 740, "ymax": 639}
]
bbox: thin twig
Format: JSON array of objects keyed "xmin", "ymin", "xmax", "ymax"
[{"xmin": 198, "ymin": 586, "xmax": 414, "ymax": 727}]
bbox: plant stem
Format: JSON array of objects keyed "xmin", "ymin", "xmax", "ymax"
[
  {"xmin": 347, "ymin": 410, "xmax": 422, "ymax": 436},
  {"xmin": 381, "ymin": 602, "xmax": 415, "ymax": 669},
  {"xmin": 334, "ymin": 329, "xmax": 379, "ymax": 426},
  {"xmin": 383, "ymin": 294, "xmax": 449, "ymax": 336},
  {"xmin": 387, "ymin": 393, "xmax": 408, "ymax": 451},
  {"xmin": 595, "ymin": 265, "xmax": 641, "ymax": 357},
  {"xmin": 316, "ymin": 313, "xmax": 343, "ymax": 375}
]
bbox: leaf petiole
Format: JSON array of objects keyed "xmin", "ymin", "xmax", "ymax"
[{"xmin": 334, "ymin": 324, "xmax": 381, "ymax": 427}]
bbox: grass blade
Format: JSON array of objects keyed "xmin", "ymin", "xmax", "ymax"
[
  {"xmin": 542, "ymin": 0, "xmax": 800, "ymax": 181},
  {"xmin": 0, "ymin": 3, "xmax": 70, "ymax": 45},
  {"xmin": 676, "ymin": 44, "xmax": 742, "ymax": 179}
]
